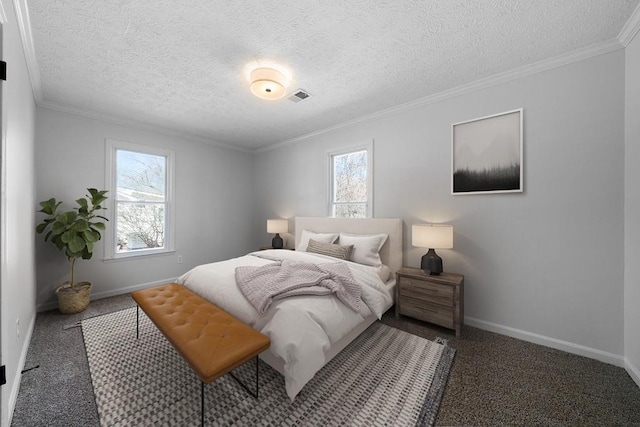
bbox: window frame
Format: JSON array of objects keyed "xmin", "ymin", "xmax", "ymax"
[
  {"xmin": 327, "ymin": 141, "xmax": 374, "ymax": 218},
  {"xmin": 104, "ymin": 139, "xmax": 175, "ymax": 260}
]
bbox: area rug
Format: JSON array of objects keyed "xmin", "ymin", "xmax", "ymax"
[{"xmin": 82, "ymin": 307, "xmax": 455, "ymax": 426}]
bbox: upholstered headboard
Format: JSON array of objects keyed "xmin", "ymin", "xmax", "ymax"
[{"xmin": 294, "ymin": 217, "xmax": 403, "ymax": 273}]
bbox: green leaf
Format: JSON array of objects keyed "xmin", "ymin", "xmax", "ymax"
[
  {"xmin": 54, "ymin": 237, "xmax": 65, "ymax": 251},
  {"xmin": 44, "ymin": 230, "xmax": 52, "ymax": 242},
  {"xmin": 61, "ymin": 231, "xmax": 74, "ymax": 243},
  {"xmin": 51, "ymin": 221, "xmax": 67, "ymax": 234},
  {"xmin": 65, "ymin": 247, "xmax": 78, "ymax": 258},
  {"xmin": 72, "ymin": 219, "xmax": 89, "ymax": 232},
  {"xmin": 36, "ymin": 218, "xmax": 56, "ymax": 234},
  {"xmin": 81, "ymin": 247, "xmax": 93, "ymax": 260},
  {"xmin": 68, "ymin": 235, "xmax": 85, "ymax": 253},
  {"xmin": 90, "ymin": 222, "xmax": 106, "ymax": 231},
  {"xmin": 85, "ymin": 240, "xmax": 94, "ymax": 254},
  {"xmin": 88, "ymin": 188, "xmax": 108, "ymax": 207},
  {"xmin": 37, "ymin": 198, "xmax": 61, "ymax": 215},
  {"xmin": 88, "ymin": 229, "xmax": 103, "ymax": 242},
  {"xmin": 63, "ymin": 211, "xmax": 78, "ymax": 223},
  {"xmin": 54, "ymin": 214, "xmax": 67, "ymax": 226},
  {"xmin": 38, "ymin": 198, "xmax": 54, "ymax": 210},
  {"xmin": 76, "ymin": 198, "xmax": 88, "ymax": 209},
  {"xmin": 83, "ymin": 229, "xmax": 100, "ymax": 243},
  {"xmin": 56, "ymin": 211, "xmax": 77, "ymax": 226},
  {"xmin": 88, "ymin": 188, "xmax": 108, "ymax": 197}
]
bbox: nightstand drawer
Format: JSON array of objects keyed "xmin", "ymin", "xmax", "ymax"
[
  {"xmin": 399, "ymin": 297, "xmax": 454, "ymax": 329},
  {"xmin": 399, "ymin": 278, "xmax": 453, "ymax": 307},
  {"xmin": 395, "ymin": 267, "xmax": 464, "ymax": 337}
]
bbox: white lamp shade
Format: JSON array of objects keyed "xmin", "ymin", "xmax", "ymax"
[
  {"xmin": 412, "ymin": 224, "xmax": 453, "ymax": 249},
  {"xmin": 267, "ymin": 219, "xmax": 288, "ymax": 234}
]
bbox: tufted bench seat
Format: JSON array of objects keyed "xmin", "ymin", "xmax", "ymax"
[{"xmin": 132, "ymin": 283, "xmax": 270, "ymax": 425}]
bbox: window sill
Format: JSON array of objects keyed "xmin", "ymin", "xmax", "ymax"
[{"xmin": 103, "ymin": 249, "xmax": 176, "ymax": 263}]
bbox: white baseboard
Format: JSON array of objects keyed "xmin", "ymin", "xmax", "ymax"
[
  {"xmin": 625, "ymin": 358, "xmax": 640, "ymax": 388},
  {"xmin": 464, "ymin": 316, "xmax": 625, "ymax": 368},
  {"xmin": 90, "ymin": 278, "xmax": 178, "ymax": 301},
  {"xmin": 36, "ymin": 277, "xmax": 178, "ymax": 312},
  {"xmin": 7, "ymin": 311, "xmax": 36, "ymax": 427}
]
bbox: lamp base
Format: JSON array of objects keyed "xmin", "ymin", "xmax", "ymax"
[
  {"xmin": 421, "ymin": 249, "xmax": 443, "ymax": 275},
  {"xmin": 272, "ymin": 234, "xmax": 283, "ymax": 249}
]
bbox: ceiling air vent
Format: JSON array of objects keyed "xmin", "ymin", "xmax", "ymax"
[{"xmin": 288, "ymin": 89, "xmax": 311, "ymax": 103}]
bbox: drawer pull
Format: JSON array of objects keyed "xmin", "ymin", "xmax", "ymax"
[{"xmin": 407, "ymin": 285, "xmax": 441, "ymax": 294}]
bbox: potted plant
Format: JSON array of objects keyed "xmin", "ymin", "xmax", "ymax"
[{"xmin": 36, "ymin": 188, "xmax": 108, "ymax": 314}]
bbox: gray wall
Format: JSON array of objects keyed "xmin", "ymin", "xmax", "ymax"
[
  {"xmin": 253, "ymin": 50, "xmax": 626, "ymax": 361},
  {"xmin": 34, "ymin": 108, "xmax": 255, "ymax": 309},
  {"xmin": 1, "ymin": 0, "xmax": 37, "ymax": 424},
  {"xmin": 625, "ymin": 31, "xmax": 640, "ymax": 383}
]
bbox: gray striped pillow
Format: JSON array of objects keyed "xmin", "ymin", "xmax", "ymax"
[{"xmin": 307, "ymin": 239, "xmax": 353, "ymax": 261}]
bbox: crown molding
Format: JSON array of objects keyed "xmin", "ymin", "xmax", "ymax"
[
  {"xmin": 618, "ymin": 2, "xmax": 640, "ymax": 47},
  {"xmin": 0, "ymin": 1, "xmax": 8, "ymax": 24},
  {"xmin": 39, "ymin": 100, "xmax": 252, "ymax": 154},
  {"xmin": 257, "ymin": 38, "xmax": 624, "ymax": 154},
  {"xmin": 13, "ymin": 0, "xmax": 43, "ymax": 103}
]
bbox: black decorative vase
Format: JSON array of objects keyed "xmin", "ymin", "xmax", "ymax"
[
  {"xmin": 272, "ymin": 233, "xmax": 283, "ymax": 249},
  {"xmin": 421, "ymin": 248, "xmax": 443, "ymax": 275}
]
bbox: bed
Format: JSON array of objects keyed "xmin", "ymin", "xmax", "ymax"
[{"xmin": 177, "ymin": 216, "xmax": 403, "ymax": 400}]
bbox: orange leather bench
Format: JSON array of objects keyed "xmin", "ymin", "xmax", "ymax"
[{"xmin": 132, "ymin": 283, "xmax": 270, "ymax": 425}]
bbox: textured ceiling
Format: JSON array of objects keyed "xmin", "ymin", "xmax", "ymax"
[{"xmin": 26, "ymin": 0, "xmax": 639, "ymax": 150}]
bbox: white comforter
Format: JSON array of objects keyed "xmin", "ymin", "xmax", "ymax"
[{"xmin": 177, "ymin": 250, "xmax": 393, "ymax": 400}]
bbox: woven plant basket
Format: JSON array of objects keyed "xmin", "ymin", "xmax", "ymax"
[{"xmin": 56, "ymin": 281, "xmax": 92, "ymax": 314}]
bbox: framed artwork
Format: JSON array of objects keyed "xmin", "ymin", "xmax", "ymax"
[{"xmin": 452, "ymin": 109, "xmax": 523, "ymax": 195}]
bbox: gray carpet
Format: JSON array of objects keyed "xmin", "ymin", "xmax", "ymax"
[
  {"xmin": 11, "ymin": 293, "xmax": 640, "ymax": 426},
  {"xmin": 83, "ymin": 308, "xmax": 454, "ymax": 426}
]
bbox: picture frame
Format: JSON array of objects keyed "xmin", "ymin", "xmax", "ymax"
[{"xmin": 452, "ymin": 108, "xmax": 523, "ymax": 195}]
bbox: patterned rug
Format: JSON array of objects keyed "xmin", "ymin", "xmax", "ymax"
[{"xmin": 82, "ymin": 308, "xmax": 455, "ymax": 426}]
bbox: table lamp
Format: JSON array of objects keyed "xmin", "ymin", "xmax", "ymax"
[
  {"xmin": 412, "ymin": 224, "xmax": 453, "ymax": 275},
  {"xmin": 267, "ymin": 219, "xmax": 288, "ymax": 249}
]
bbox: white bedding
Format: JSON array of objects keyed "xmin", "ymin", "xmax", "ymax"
[{"xmin": 177, "ymin": 249, "xmax": 393, "ymax": 400}]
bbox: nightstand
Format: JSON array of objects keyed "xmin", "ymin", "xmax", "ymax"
[{"xmin": 395, "ymin": 267, "xmax": 464, "ymax": 338}]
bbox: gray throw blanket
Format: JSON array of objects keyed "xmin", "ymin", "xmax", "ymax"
[{"xmin": 235, "ymin": 260, "xmax": 362, "ymax": 316}]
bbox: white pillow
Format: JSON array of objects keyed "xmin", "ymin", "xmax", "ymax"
[
  {"xmin": 297, "ymin": 230, "xmax": 339, "ymax": 252},
  {"xmin": 376, "ymin": 264, "xmax": 392, "ymax": 283},
  {"xmin": 338, "ymin": 233, "xmax": 388, "ymax": 266}
]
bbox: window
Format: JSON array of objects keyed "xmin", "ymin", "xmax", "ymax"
[
  {"xmin": 329, "ymin": 142, "xmax": 373, "ymax": 218},
  {"xmin": 105, "ymin": 140, "xmax": 175, "ymax": 259}
]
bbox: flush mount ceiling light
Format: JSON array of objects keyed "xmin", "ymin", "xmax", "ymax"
[{"xmin": 248, "ymin": 66, "xmax": 290, "ymax": 100}]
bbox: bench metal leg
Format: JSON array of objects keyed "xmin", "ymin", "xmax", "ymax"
[
  {"xmin": 201, "ymin": 358, "xmax": 258, "ymax": 426},
  {"xmin": 228, "ymin": 356, "xmax": 260, "ymax": 399},
  {"xmin": 136, "ymin": 305, "xmax": 139, "ymax": 339}
]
